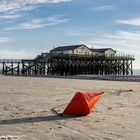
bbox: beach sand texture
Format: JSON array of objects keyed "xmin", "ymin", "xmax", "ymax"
[{"xmin": 0, "ymin": 75, "xmax": 140, "ymax": 140}]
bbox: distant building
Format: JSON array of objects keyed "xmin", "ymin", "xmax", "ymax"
[
  {"xmin": 49, "ymin": 44, "xmax": 116, "ymax": 56},
  {"xmin": 91, "ymin": 48, "xmax": 116, "ymax": 56},
  {"xmin": 0, "ymin": 44, "xmax": 134, "ymax": 76},
  {"xmin": 50, "ymin": 44, "xmax": 93, "ymax": 55}
]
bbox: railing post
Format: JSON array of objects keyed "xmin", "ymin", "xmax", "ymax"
[
  {"xmin": 17, "ymin": 62, "xmax": 20, "ymax": 75},
  {"xmin": 11, "ymin": 62, "xmax": 13, "ymax": 75},
  {"xmin": 2, "ymin": 62, "xmax": 4, "ymax": 74}
]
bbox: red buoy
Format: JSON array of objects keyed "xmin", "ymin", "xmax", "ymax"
[{"xmin": 63, "ymin": 92, "xmax": 103, "ymax": 116}]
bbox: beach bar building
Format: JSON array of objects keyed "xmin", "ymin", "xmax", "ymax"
[
  {"xmin": 50, "ymin": 45, "xmax": 116, "ymax": 56},
  {"xmin": 37, "ymin": 44, "xmax": 134, "ymax": 76},
  {"xmin": 50, "ymin": 45, "xmax": 93, "ymax": 55}
]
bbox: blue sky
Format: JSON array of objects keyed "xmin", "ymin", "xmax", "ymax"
[{"xmin": 0, "ymin": 0, "xmax": 140, "ymax": 68}]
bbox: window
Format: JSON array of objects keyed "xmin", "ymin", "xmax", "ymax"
[
  {"xmin": 85, "ymin": 52, "xmax": 89, "ymax": 55},
  {"xmin": 77, "ymin": 48, "xmax": 83, "ymax": 53}
]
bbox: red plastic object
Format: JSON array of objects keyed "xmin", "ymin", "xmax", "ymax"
[{"xmin": 63, "ymin": 92, "xmax": 103, "ymax": 116}]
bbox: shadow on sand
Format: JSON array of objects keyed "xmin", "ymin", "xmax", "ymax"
[{"xmin": 0, "ymin": 114, "xmax": 79, "ymax": 125}]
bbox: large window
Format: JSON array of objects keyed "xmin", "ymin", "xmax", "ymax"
[{"xmin": 77, "ymin": 47, "xmax": 84, "ymax": 53}]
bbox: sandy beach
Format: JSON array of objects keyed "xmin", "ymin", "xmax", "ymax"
[{"xmin": 0, "ymin": 75, "xmax": 140, "ymax": 140}]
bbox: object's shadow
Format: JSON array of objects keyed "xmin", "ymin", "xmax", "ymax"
[{"xmin": 0, "ymin": 114, "xmax": 78, "ymax": 125}]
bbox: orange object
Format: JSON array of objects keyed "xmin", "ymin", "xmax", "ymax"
[{"xmin": 63, "ymin": 92, "xmax": 103, "ymax": 116}]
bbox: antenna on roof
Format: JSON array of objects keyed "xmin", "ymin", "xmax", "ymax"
[
  {"xmin": 41, "ymin": 47, "xmax": 44, "ymax": 53},
  {"xmin": 41, "ymin": 40, "xmax": 44, "ymax": 53},
  {"xmin": 91, "ymin": 45, "xmax": 94, "ymax": 55}
]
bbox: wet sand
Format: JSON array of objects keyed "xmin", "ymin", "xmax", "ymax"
[{"xmin": 0, "ymin": 75, "xmax": 140, "ymax": 140}]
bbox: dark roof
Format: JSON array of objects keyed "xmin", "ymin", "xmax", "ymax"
[
  {"xmin": 50, "ymin": 44, "xmax": 87, "ymax": 52},
  {"xmin": 91, "ymin": 48, "xmax": 116, "ymax": 53}
]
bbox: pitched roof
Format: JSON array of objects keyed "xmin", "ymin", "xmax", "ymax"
[
  {"xmin": 50, "ymin": 44, "xmax": 87, "ymax": 52},
  {"xmin": 91, "ymin": 48, "xmax": 116, "ymax": 53}
]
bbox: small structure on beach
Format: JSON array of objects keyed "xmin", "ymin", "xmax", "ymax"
[
  {"xmin": 48, "ymin": 44, "xmax": 116, "ymax": 56},
  {"xmin": 0, "ymin": 44, "xmax": 135, "ymax": 76},
  {"xmin": 91, "ymin": 48, "xmax": 116, "ymax": 56},
  {"xmin": 36, "ymin": 44, "xmax": 134, "ymax": 75},
  {"xmin": 50, "ymin": 44, "xmax": 93, "ymax": 55}
]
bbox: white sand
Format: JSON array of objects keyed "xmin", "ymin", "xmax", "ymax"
[{"xmin": 0, "ymin": 75, "xmax": 140, "ymax": 140}]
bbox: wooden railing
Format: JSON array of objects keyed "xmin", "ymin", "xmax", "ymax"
[
  {"xmin": 0, "ymin": 59, "xmax": 22, "ymax": 63},
  {"xmin": 49, "ymin": 53, "xmax": 135, "ymax": 60}
]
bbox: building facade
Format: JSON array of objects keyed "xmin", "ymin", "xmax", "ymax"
[{"xmin": 50, "ymin": 44, "xmax": 116, "ymax": 56}]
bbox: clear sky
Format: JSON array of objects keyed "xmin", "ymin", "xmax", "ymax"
[{"xmin": 0, "ymin": 0, "xmax": 140, "ymax": 68}]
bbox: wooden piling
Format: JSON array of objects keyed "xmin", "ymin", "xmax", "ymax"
[{"xmin": 0, "ymin": 54, "xmax": 135, "ymax": 76}]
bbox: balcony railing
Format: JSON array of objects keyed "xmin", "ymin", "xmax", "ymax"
[
  {"xmin": 49, "ymin": 53, "xmax": 135, "ymax": 60},
  {"xmin": 0, "ymin": 59, "xmax": 22, "ymax": 63}
]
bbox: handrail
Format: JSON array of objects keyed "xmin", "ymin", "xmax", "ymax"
[
  {"xmin": 0, "ymin": 53, "xmax": 135, "ymax": 63},
  {"xmin": 0, "ymin": 59, "xmax": 22, "ymax": 63},
  {"xmin": 49, "ymin": 53, "xmax": 135, "ymax": 59},
  {"xmin": 0, "ymin": 59, "xmax": 48, "ymax": 63}
]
